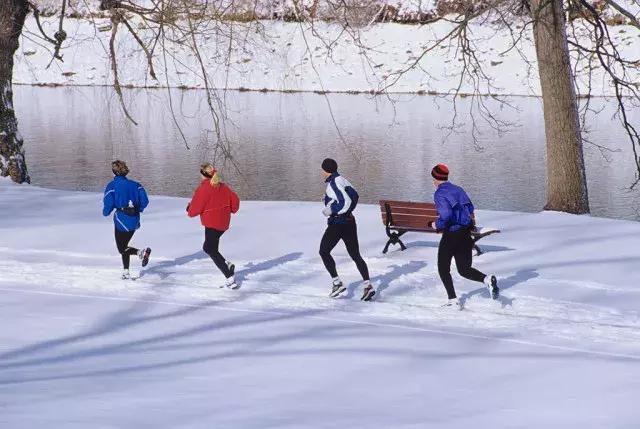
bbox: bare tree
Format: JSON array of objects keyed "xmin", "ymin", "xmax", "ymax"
[
  {"xmin": 300, "ymin": 0, "xmax": 639, "ymax": 214},
  {"xmin": 0, "ymin": 0, "xmax": 30, "ymax": 183},
  {"xmin": 2, "ymin": 0, "xmax": 266, "ymax": 183},
  {"xmin": 532, "ymin": 0, "xmax": 589, "ymax": 213},
  {"xmin": 2, "ymin": 0, "xmax": 639, "ymax": 217}
]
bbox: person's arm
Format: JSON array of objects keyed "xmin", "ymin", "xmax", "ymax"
[
  {"xmin": 434, "ymin": 193, "xmax": 453, "ymax": 231},
  {"xmin": 138, "ymin": 185, "xmax": 149, "ymax": 213},
  {"xmin": 187, "ymin": 184, "xmax": 206, "ymax": 218},
  {"xmin": 344, "ymin": 185, "xmax": 358, "ymax": 213},
  {"xmin": 102, "ymin": 184, "xmax": 115, "ymax": 217},
  {"xmin": 322, "ymin": 185, "xmax": 334, "ymax": 217},
  {"xmin": 230, "ymin": 188, "xmax": 240, "ymax": 214},
  {"xmin": 468, "ymin": 201, "xmax": 476, "ymax": 227}
]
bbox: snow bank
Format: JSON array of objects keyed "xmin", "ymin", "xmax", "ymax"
[
  {"xmin": 15, "ymin": 16, "xmax": 640, "ymax": 96},
  {"xmin": 1, "ymin": 180, "xmax": 640, "ymax": 427}
]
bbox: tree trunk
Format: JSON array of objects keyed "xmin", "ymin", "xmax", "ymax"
[
  {"xmin": 0, "ymin": 0, "xmax": 30, "ymax": 184},
  {"xmin": 530, "ymin": 0, "xmax": 589, "ymax": 214}
]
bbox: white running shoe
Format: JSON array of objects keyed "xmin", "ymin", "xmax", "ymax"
[
  {"xmin": 121, "ymin": 269, "xmax": 131, "ymax": 280},
  {"xmin": 442, "ymin": 298, "xmax": 462, "ymax": 309},
  {"xmin": 225, "ymin": 276, "xmax": 240, "ymax": 290},
  {"xmin": 484, "ymin": 275, "xmax": 499, "ymax": 299},
  {"xmin": 329, "ymin": 277, "xmax": 346, "ymax": 298},
  {"xmin": 361, "ymin": 282, "xmax": 376, "ymax": 301}
]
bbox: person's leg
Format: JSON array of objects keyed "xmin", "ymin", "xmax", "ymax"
[
  {"xmin": 342, "ymin": 220, "xmax": 370, "ymax": 281},
  {"xmin": 319, "ymin": 225, "xmax": 342, "ymax": 279},
  {"xmin": 115, "ymin": 229, "xmax": 137, "ymax": 269},
  {"xmin": 454, "ymin": 231, "xmax": 486, "ymax": 283},
  {"xmin": 437, "ymin": 232, "xmax": 457, "ymax": 299},
  {"xmin": 203, "ymin": 228, "xmax": 232, "ymax": 278}
]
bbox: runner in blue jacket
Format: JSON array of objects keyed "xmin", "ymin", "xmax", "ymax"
[
  {"xmin": 103, "ymin": 160, "xmax": 151, "ymax": 279},
  {"xmin": 427, "ymin": 164, "xmax": 499, "ymax": 308}
]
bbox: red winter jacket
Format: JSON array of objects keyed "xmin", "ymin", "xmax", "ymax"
[{"xmin": 187, "ymin": 180, "xmax": 240, "ymax": 231}]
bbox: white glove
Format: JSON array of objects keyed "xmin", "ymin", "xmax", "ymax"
[{"xmin": 322, "ymin": 206, "xmax": 333, "ymax": 217}]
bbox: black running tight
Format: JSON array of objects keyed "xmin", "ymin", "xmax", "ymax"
[
  {"xmin": 437, "ymin": 228, "xmax": 486, "ymax": 299},
  {"xmin": 203, "ymin": 228, "xmax": 233, "ymax": 278},
  {"xmin": 115, "ymin": 229, "xmax": 138, "ymax": 270},
  {"xmin": 319, "ymin": 219, "xmax": 370, "ymax": 281}
]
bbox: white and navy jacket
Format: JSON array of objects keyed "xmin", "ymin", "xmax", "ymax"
[{"xmin": 324, "ymin": 173, "xmax": 359, "ymax": 224}]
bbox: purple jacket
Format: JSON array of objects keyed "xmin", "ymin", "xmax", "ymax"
[{"xmin": 434, "ymin": 182, "xmax": 475, "ymax": 232}]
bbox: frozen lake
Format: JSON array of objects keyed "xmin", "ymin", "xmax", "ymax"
[{"xmin": 14, "ymin": 86, "xmax": 640, "ymax": 220}]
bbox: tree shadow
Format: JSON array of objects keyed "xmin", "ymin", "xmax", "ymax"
[
  {"xmin": 2, "ymin": 295, "xmax": 633, "ymax": 387},
  {"xmin": 4, "ymin": 260, "xmax": 637, "ymax": 388},
  {"xmin": 0, "ymin": 304, "xmax": 311, "ymax": 374},
  {"xmin": 459, "ymin": 269, "xmax": 539, "ymax": 309},
  {"xmin": 344, "ymin": 260, "xmax": 428, "ymax": 299},
  {"xmin": 139, "ymin": 252, "xmax": 303, "ymax": 284},
  {"xmin": 139, "ymin": 252, "xmax": 208, "ymax": 280},
  {"xmin": 0, "ymin": 295, "xmax": 206, "ymax": 362},
  {"xmin": 0, "ymin": 250, "xmax": 301, "ymax": 367},
  {"xmin": 0, "ymin": 298, "xmax": 338, "ymax": 384},
  {"xmin": 235, "ymin": 252, "xmax": 303, "ymax": 284}
]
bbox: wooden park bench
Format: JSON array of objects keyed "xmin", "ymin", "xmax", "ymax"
[{"xmin": 379, "ymin": 200, "xmax": 501, "ymax": 255}]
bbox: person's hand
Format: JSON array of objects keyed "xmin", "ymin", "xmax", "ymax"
[
  {"xmin": 322, "ymin": 206, "xmax": 332, "ymax": 217},
  {"xmin": 427, "ymin": 220, "xmax": 435, "ymax": 230},
  {"xmin": 186, "ymin": 203, "xmax": 191, "ymax": 212}
]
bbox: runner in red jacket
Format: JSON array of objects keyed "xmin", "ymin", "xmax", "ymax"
[{"xmin": 187, "ymin": 163, "xmax": 240, "ymax": 288}]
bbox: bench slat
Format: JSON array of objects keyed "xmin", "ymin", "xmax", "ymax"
[
  {"xmin": 381, "ymin": 207, "xmax": 439, "ymax": 216},
  {"xmin": 396, "ymin": 227, "xmax": 437, "ymax": 233},
  {"xmin": 384, "ymin": 212, "xmax": 478, "ymax": 220},
  {"xmin": 380, "ymin": 200, "xmax": 436, "ymax": 210},
  {"xmin": 383, "ymin": 214, "xmax": 435, "ymax": 229}
]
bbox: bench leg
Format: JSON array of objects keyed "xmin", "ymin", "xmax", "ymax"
[
  {"xmin": 398, "ymin": 238, "xmax": 407, "ymax": 251},
  {"xmin": 383, "ymin": 239, "xmax": 392, "ymax": 254},
  {"xmin": 382, "ymin": 231, "xmax": 407, "ymax": 254}
]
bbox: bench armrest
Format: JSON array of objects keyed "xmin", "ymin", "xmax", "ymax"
[{"xmin": 471, "ymin": 227, "xmax": 501, "ymax": 238}]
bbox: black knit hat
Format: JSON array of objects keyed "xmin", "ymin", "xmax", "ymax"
[
  {"xmin": 431, "ymin": 163, "xmax": 449, "ymax": 181},
  {"xmin": 321, "ymin": 158, "xmax": 338, "ymax": 174}
]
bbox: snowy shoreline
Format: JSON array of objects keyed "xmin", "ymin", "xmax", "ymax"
[
  {"xmin": 15, "ymin": 17, "xmax": 640, "ymax": 97},
  {"xmin": 14, "ymin": 81, "xmax": 634, "ymax": 99}
]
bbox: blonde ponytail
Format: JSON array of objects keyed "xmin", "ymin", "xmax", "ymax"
[
  {"xmin": 200, "ymin": 163, "xmax": 221, "ymax": 187},
  {"xmin": 210, "ymin": 171, "xmax": 221, "ymax": 187}
]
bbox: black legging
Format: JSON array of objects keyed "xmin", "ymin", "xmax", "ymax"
[
  {"xmin": 115, "ymin": 229, "xmax": 138, "ymax": 270},
  {"xmin": 319, "ymin": 218, "xmax": 370, "ymax": 281},
  {"xmin": 203, "ymin": 228, "xmax": 233, "ymax": 278},
  {"xmin": 437, "ymin": 228, "xmax": 486, "ymax": 299}
]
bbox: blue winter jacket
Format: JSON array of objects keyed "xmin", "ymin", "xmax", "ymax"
[
  {"xmin": 103, "ymin": 176, "xmax": 149, "ymax": 232},
  {"xmin": 324, "ymin": 173, "xmax": 359, "ymax": 225},
  {"xmin": 434, "ymin": 181, "xmax": 474, "ymax": 232}
]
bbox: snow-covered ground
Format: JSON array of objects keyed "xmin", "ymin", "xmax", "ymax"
[
  {"xmin": 1, "ymin": 180, "xmax": 640, "ymax": 427},
  {"xmin": 15, "ymin": 17, "xmax": 640, "ymax": 96}
]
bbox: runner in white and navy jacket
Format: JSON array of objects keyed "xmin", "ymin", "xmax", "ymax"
[{"xmin": 319, "ymin": 158, "xmax": 375, "ymax": 301}]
